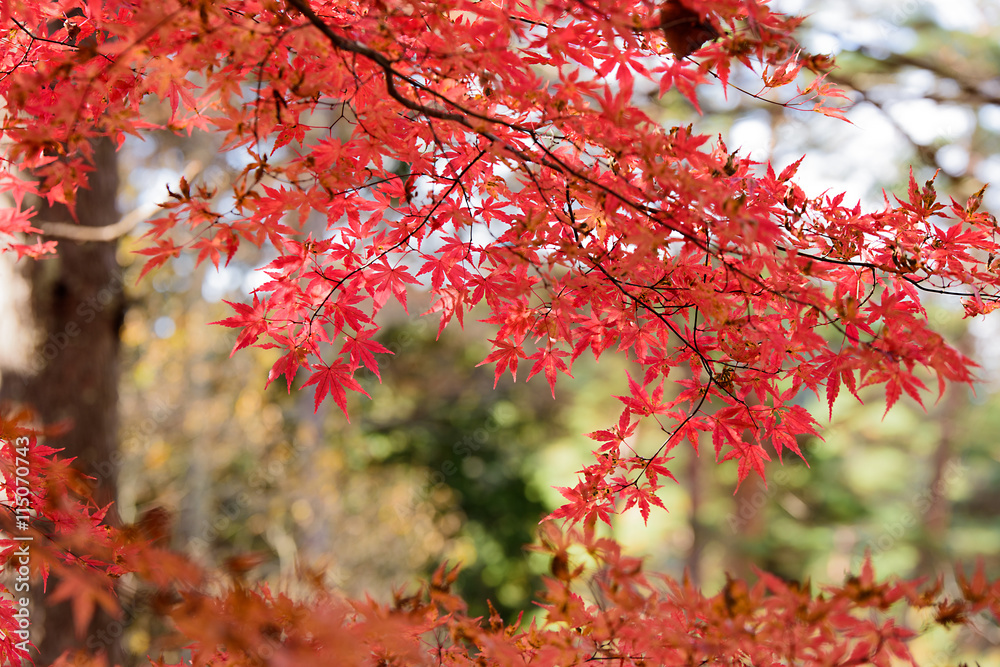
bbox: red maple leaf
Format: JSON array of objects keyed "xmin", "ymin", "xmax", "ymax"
[
  {"xmin": 366, "ymin": 260, "xmax": 420, "ymax": 312},
  {"xmin": 525, "ymin": 345, "xmax": 572, "ymax": 398},
  {"xmin": 340, "ymin": 328, "xmax": 392, "ymax": 381},
  {"xmin": 477, "ymin": 338, "xmax": 524, "ymax": 388},
  {"xmin": 212, "ymin": 295, "xmax": 271, "ymax": 355},
  {"xmin": 302, "ymin": 360, "xmax": 370, "ymax": 418}
]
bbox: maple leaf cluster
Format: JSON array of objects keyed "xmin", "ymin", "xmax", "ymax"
[
  {"xmin": 1, "ymin": 432, "xmax": 999, "ymax": 666},
  {"xmin": 0, "ymin": 0, "xmax": 998, "ymax": 663},
  {"xmin": 0, "ymin": 0, "xmax": 993, "ymax": 515}
]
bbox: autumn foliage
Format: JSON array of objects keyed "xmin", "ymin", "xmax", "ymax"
[{"xmin": 0, "ymin": 0, "xmax": 999, "ymax": 663}]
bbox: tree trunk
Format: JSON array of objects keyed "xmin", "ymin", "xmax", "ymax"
[
  {"xmin": 685, "ymin": 447, "xmax": 704, "ymax": 586},
  {"xmin": 0, "ymin": 138, "xmax": 124, "ymax": 666},
  {"xmin": 915, "ymin": 329, "xmax": 970, "ymax": 578}
]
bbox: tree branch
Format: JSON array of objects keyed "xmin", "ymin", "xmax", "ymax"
[{"xmin": 40, "ymin": 161, "xmax": 204, "ymax": 242}]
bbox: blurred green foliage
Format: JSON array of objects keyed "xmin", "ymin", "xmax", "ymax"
[
  {"xmin": 339, "ymin": 321, "xmax": 562, "ymax": 618},
  {"xmin": 106, "ymin": 1, "xmax": 1000, "ymax": 661}
]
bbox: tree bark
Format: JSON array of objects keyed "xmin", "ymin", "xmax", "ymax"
[
  {"xmin": 915, "ymin": 329, "xmax": 970, "ymax": 578},
  {"xmin": 686, "ymin": 445, "xmax": 704, "ymax": 586},
  {"xmin": 0, "ymin": 137, "xmax": 124, "ymax": 666}
]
